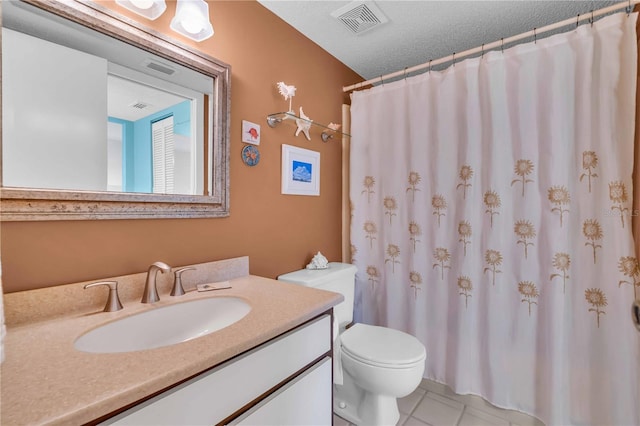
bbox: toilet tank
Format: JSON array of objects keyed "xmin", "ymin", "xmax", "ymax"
[{"xmin": 278, "ymin": 262, "xmax": 357, "ymax": 329}]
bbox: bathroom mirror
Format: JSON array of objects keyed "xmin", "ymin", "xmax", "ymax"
[{"xmin": 0, "ymin": 0, "xmax": 230, "ymax": 220}]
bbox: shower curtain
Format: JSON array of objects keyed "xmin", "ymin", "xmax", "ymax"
[{"xmin": 350, "ymin": 13, "xmax": 639, "ymax": 426}]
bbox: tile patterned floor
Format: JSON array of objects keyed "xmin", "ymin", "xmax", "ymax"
[{"xmin": 333, "ymin": 378, "xmax": 545, "ymax": 426}]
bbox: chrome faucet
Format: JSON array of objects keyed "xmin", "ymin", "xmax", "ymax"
[{"xmin": 141, "ymin": 261, "xmax": 171, "ymax": 304}]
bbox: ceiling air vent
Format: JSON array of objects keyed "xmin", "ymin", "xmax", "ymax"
[
  {"xmin": 130, "ymin": 101, "xmax": 151, "ymax": 110},
  {"xmin": 331, "ymin": 1, "xmax": 388, "ymax": 35},
  {"xmin": 143, "ymin": 59, "xmax": 176, "ymax": 76}
]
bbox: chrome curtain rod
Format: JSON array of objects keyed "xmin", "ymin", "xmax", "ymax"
[{"xmin": 343, "ymin": 0, "xmax": 639, "ymax": 93}]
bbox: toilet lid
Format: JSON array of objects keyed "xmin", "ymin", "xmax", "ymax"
[{"xmin": 340, "ymin": 323, "xmax": 426, "ymax": 367}]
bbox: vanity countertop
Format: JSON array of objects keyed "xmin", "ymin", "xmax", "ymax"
[{"xmin": 0, "ymin": 274, "xmax": 342, "ymax": 425}]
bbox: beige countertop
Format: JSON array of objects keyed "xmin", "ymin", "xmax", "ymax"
[{"xmin": 0, "ymin": 271, "xmax": 342, "ymax": 425}]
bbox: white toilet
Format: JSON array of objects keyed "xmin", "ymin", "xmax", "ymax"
[{"xmin": 278, "ymin": 262, "xmax": 426, "ymax": 426}]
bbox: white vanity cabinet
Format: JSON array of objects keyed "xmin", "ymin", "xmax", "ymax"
[
  {"xmin": 231, "ymin": 357, "xmax": 332, "ymax": 426},
  {"xmin": 102, "ymin": 313, "xmax": 332, "ymax": 425}
]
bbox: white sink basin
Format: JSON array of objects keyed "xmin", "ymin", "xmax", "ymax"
[{"xmin": 74, "ymin": 297, "xmax": 251, "ymax": 353}]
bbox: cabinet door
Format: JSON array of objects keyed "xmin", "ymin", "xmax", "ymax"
[
  {"xmin": 102, "ymin": 315, "xmax": 331, "ymax": 425},
  {"xmin": 232, "ymin": 357, "xmax": 332, "ymax": 426}
]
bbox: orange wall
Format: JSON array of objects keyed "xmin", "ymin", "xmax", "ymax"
[{"xmin": 1, "ymin": 0, "xmax": 361, "ymax": 293}]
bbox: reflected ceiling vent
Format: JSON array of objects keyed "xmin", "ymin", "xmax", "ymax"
[
  {"xmin": 130, "ymin": 101, "xmax": 152, "ymax": 110},
  {"xmin": 143, "ymin": 59, "xmax": 176, "ymax": 76},
  {"xmin": 330, "ymin": 1, "xmax": 388, "ymax": 35}
]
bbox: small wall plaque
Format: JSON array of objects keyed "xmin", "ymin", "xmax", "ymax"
[
  {"xmin": 241, "ymin": 145, "xmax": 260, "ymax": 167},
  {"xmin": 242, "ymin": 120, "xmax": 261, "ymax": 145}
]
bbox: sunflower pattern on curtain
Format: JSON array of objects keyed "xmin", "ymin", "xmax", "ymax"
[{"xmin": 349, "ymin": 13, "xmax": 639, "ymax": 426}]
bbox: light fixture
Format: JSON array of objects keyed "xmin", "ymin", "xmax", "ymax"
[
  {"xmin": 170, "ymin": 0, "xmax": 214, "ymax": 42},
  {"xmin": 115, "ymin": 0, "xmax": 167, "ymax": 20}
]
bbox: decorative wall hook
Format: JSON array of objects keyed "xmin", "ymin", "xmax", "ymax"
[
  {"xmin": 267, "ymin": 115, "xmax": 283, "ymax": 127},
  {"xmin": 321, "ymin": 123, "xmax": 341, "ymax": 142}
]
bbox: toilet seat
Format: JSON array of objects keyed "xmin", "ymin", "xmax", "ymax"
[{"xmin": 340, "ymin": 323, "xmax": 426, "ymax": 369}]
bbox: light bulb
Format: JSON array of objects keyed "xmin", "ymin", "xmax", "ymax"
[
  {"xmin": 130, "ymin": 0, "xmax": 154, "ymax": 10},
  {"xmin": 116, "ymin": 0, "xmax": 166, "ymax": 19},
  {"xmin": 170, "ymin": 0, "xmax": 214, "ymax": 41},
  {"xmin": 179, "ymin": 3, "xmax": 205, "ymax": 34}
]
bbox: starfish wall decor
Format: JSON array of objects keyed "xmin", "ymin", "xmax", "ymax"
[{"xmin": 295, "ymin": 107, "xmax": 313, "ymax": 141}]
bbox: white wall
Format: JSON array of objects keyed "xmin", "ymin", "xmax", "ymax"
[
  {"xmin": 2, "ymin": 29, "xmax": 108, "ymax": 191},
  {"xmin": 173, "ymin": 133, "xmax": 192, "ymax": 195},
  {"xmin": 107, "ymin": 121, "xmax": 123, "ymax": 192}
]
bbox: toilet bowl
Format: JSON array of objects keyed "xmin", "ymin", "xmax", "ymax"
[
  {"xmin": 335, "ymin": 323, "xmax": 426, "ymax": 425},
  {"xmin": 277, "ymin": 263, "xmax": 426, "ymax": 426}
]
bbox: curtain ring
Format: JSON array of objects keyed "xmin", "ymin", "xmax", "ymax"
[
  {"xmin": 627, "ymin": 0, "xmax": 632, "ymax": 15},
  {"xmin": 379, "ymin": 75, "xmax": 384, "ymax": 86},
  {"xmin": 481, "ymin": 43, "xmax": 484, "ymax": 57},
  {"xmin": 429, "ymin": 59, "xmax": 432, "ymax": 74},
  {"xmin": 533, "ymin": 27, "xmax": 537, "ymax": 44},
  {"xmin": 501, "ymin": 38, "xmax": 504, "ymax": 53},
  {"xmin": 590, "ymin": 10, "xmax": 594, "ymax": 27},
  {"xmin": 576, "ymin": 13, "xmax": 580, "ymax": 28},
  {"xmin": 404, "ymin": 67, "xmax": 408, "ymax": 81},
  {"xmin": 452, "ymin": 52, "xmax": 456, "ymax": 67}
]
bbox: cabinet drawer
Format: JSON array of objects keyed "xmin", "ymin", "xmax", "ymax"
[
  {"xmin": 231, "ymin": 357, "xmax": 332, "ymax": 426},
  {"xmin": 103, "ymin": 314, "xmax": 331, "ymax": 425}
]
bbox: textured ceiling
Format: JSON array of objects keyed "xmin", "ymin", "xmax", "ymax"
[{"xmin": 257, "ymin": 1, "xmax": 622, "ymax": 84}]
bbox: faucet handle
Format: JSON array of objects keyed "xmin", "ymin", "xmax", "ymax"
[
  {"xmin": 151, "ymin": 261, "xmax": 171, "ymax": 272},
  {"xmin": 171, "ymin": 267, "xmax": 196, "ymax": 296},
  {"xmin": 84, "ymin": 281, "xmax": 123, "ymax": 312}
]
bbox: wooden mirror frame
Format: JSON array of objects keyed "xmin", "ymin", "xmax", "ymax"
[{"xmin": 0, "ymin": 0, "xmax": 230, "ymax": 220}]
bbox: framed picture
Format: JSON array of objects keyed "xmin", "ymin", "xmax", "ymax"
[
  {"xmin": 281, "ymin": 144, "xmax": 320, "ymax": 196},
  {"xmin": 241, "ymin": 120, "xmax": 260, "ymax": 145}
]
